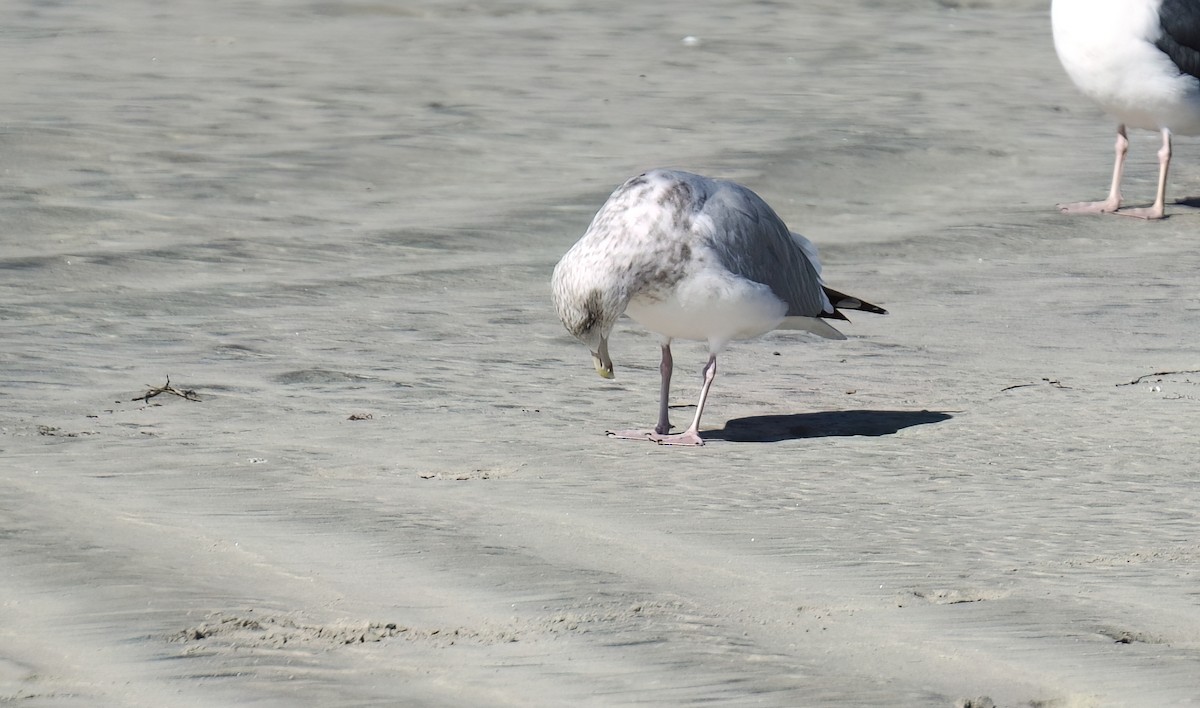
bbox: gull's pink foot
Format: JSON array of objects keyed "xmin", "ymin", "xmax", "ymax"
[
  {"xmin": 651, "ymin": 430, "xmax": 705, "ymax": 446},
  {"xmin": 1057, "ymin": 199, "xmax": 1120, "ymax": 215},
  {"xmin": 1113, "ymin": 205, "xmax": 1166, "ymax": 220},
  {"xmin": 607, "ymin": 428, "xmax": 663, "ymax": 441},
  {"xmin": 605, "ymin": 428, "xmax": 704, "ymax": 446}
]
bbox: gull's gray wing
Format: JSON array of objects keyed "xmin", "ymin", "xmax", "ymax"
[
  {"xmin": 698, "ymin": 180, "xmax": 830, "ymax": 318},
  {"xmin": 1156, "ymin": 0, "xmax": 1200, "ymax": 81}
]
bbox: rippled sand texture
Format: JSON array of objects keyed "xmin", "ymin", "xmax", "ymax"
[{"xmin": 4, "ymin": 0, "xmax": 1200, "ymax": 706}]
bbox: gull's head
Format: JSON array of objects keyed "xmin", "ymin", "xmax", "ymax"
[
  {"xmin": 551, "ymin": 264, "xmax": 621, "ymax": 379},
  {"xmin": 561, "ymin": 302, "xmax": 616, "ymax": 379},
  {"xmin": 588, "ymin": 332, "xmax": 614, "ymax": 379}
]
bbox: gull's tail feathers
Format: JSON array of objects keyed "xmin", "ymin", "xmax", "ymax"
[
  {"xmin": 777, "ymin": 316, "xmax": 847, "ymax": 340},
  {"xmin": 822, "ymin": 286, "xmax": 888, "ymax": 318}
]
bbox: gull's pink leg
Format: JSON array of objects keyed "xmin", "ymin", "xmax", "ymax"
[
  {"xmin": 652, "ymin": 353, "xmax": 717, "ymax": 447},
  {"xmin": 653, "ymin": 343, "xmax": 673, "ymax": 434},
  {"xmin": 1058, "ymin": 124, "xmax": 1127, "ymax": 215},
  {"xmin": 1116, "ymin": 127, "xmax": 1171, "ymax": 220},
  {"xmin": 608, "ymin": 342, "xmax": 674, "ymax": 441}
]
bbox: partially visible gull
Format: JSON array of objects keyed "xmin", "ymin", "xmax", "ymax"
[
  {"xmin": 1052, "ymin": 0, "xmax": 1200, "ymax": 219},
  {"xmin": 551, "ymin": 169, "xmax": 886, "ymax": 447}
]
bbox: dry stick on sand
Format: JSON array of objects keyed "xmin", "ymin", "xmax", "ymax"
[
  {"xmin": 133, "ymin": 376, "xmax": 201, "ymax": 403},
  {"xmin": 1117, "ymin": 370, "xmax": 1200, "ymax": 387},
  {"xmin": 1000, "ymin": 378, "xmax": 1071, "ymax": 392}
]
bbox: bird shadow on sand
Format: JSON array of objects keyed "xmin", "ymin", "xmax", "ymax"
[{"xmin": 703, "ymin": 409, "xmax": 953, "ymax": 443}]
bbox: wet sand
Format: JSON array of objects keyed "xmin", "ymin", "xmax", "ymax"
[{"xmin": 3, "ymin": 1, "xmax": 1200, "ymax": 706}]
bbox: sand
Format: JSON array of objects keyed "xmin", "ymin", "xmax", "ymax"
[{"xmin": 3, "ymin": 0, "xmax": 1199, "ymax": 706}]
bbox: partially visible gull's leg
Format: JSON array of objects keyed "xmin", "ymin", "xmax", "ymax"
[
  {"xmin": 608, "ymin": 342, "xmax": 675, "ymax": 441},
  {"xmin": 1058, "ymin": 124, "xmax": 1128, "ymax": 215},
  {"xmin": 1117, "ymin": 127, "xmax": 1171, "ymax": 220},
  {"xmin": 653, "ymin": 353, "xmax": 717, "ymax": 447}
]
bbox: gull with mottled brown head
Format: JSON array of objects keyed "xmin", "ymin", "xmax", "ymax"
[{"xmin": 551, "ymin": 169, "xmax": 886, "ymax": 446}]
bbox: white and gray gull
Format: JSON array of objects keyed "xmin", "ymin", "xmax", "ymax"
[
  {"xmin": 551, "ymin": 169, "xmax": 886, "ymax": 447},
  {"xmin": 1052, "ymin": 0, "xmax": 1200, "ymax": 219}
]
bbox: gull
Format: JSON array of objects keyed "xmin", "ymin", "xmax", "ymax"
[
  {"xmin": 1052, "ymin": 0, "xmax": 1200, "ymax": 219},
  {"xmin": 551, "ymin": 169, "xmax": 886, "ymax": 446}
]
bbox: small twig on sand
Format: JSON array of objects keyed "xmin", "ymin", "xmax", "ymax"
[
  {"xmin": 1117, "ymin": 370, "xmax": 1200, "ymax": 387},
  {"xmin": 133, "ymin": 376, "xmax": 201, "ymax": 402},
  {"xmin": 1000, "ymin": 378, "xmax": 1070, "ymax": 392}
]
